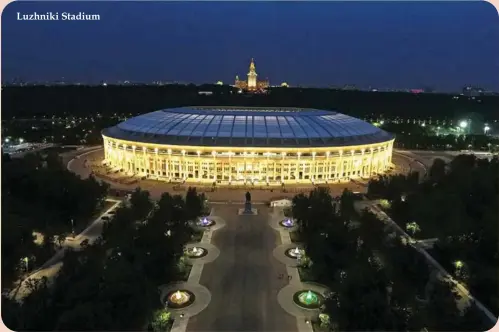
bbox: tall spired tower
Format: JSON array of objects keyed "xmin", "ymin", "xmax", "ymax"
[{"xmin": 247, "ymin": 58, "xmax": 258, "ymax": 90}]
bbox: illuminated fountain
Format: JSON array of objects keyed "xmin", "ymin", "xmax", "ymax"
[
  {"xmin": 165, "ymin": 289, "xmax": 195, "ymax": 309},
  {"xmin": 197, "ymin": 217, "xmax": 215, "ymax": 227},
  {"xmin": 279, "ymin": 218, "xmax": 295, "ymax": 228},
  {"xmin": 285, "ymin": 247, "xmax": 304, "ymax": 259},
  {"xmin": 293, "ymin": 290, "xmax": 324, "ymax": 309},
  {"xmin": 185, "ymin": 246, "xmax": 208, "ymax": 258}
]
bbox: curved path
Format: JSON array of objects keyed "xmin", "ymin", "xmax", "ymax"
[{"xmin": 186, "ymin": 205, "xmax": 297, "ymax": 332}]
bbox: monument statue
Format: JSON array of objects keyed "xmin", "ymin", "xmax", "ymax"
[{"xmin": 244, "ymin": 191, "xmax": 252, "ymax": 214}]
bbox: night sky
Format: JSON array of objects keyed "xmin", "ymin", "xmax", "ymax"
[{"xmin": 2, "ymin": 1, "xmax": 499, "ymax": 92}]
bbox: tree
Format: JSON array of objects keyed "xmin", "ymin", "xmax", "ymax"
[
  {"xmin": 150, "ymin": 310, "xmax": 172, "ymax": 332},
  {"xmin": 428, "ymin": 158, "xmax": 446, "ymax": 183},
  {"xmin": 130, "ymin": 188, "xmax": 154, "ymax": 221},
  {"xmin": 423, "ymin": 280, "xmax": 463, "ymax": 331},
  {"xmin": 291, "ymin": 193, "xmax": 310, "ymax": 233},
  {"xmin": 357, "ymin": 210, "xmax": 386, "ymax": 250},
  {"xmin": 339, "ymin": 188, "xmax": 356, "ymax": 220},
  {"xmin": 185, "ymin": 187, "xmax": 203, "ymax": 221},
  {"xmin": 325, "ymin": 257, "xmax": 393, "ymax": 331}
]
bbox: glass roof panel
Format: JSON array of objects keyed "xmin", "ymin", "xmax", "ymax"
[
  {"xmin": 294, "ymin": 117, "xmax": 321, "ymax": 138},
  {"xmin": 232, "ymin": 115, "xmax": 247, "ymax": 137},
  {"xmin": 285, "ymin": 117, "xmax": 307, "ymax": 138}
]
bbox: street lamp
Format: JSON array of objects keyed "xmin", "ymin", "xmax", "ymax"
[
  {"xmin": 484, "ymin": 125, "xmax": 490, "ymax": 135},
  {"xmin": 23, "ymin": 257, "xmax": 29, "ymax": 271},
  {"xmin": 454, "ymin": 260, "xmax": 464, "ymax": 269},
  {"xmin": 459, "ymin": 120, "xmax": 468, "ymax": 129},
  {"xmin": 19, "ymin": 138, "xmax": 25, "ymax": 144},
  {"xmin": 71, "ymin": 219, "xmax": 75, "ymax": 235}
]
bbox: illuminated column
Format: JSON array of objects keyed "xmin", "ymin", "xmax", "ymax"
[
  {"xmin": 338, "ymin": 150, "xmax": 343, "ymax": 179},
  {"xmin": 167, "ymin": 149, "xmax": 172, "ymax": 179},
  {"xmin": 369, "ymin": 147, "xmax": 374, "ymax": 176},
  {"xmin": 326, "ymin": 151, "xmax": 330, "ymax": 179},
  {"xmin": 197, "ymin": 151, "xmax": 201, "ymax": 181},
  {"xmin": 154, "ymin": 148, "xmax": 159, "ymax": 176},
  {"xmin": 297, "ymin": 152, "xmax": 301, "ymax": 181},
  {"xmin": 212, "ymin": 151, "xmax": 217, "ymax": 181},
  {"xmin": 142, "ymin": 146, "xmax": 146, "ymax": 173},
  {"xmin": 131, "ymin": 145, "xmax": 136, "ymax": 173},
  {"xmin": 236, "ymin": 153, "xmax": 241, "ymax": 180},
  {"xmin": 378, "ymin": 147, "xmax": 382, "ymax": 171},
  {"xmin": 312, "ymin": 151, "xmax": 316, "ymax": 181},
  {"xmin": 350, "ymin": 150, "xmax": 355, "ymax": 177},
  {"xmin": 390, "ymin": 141, "xmax": 394, "ymax": 163},
  {"xmin": 180, "ymin": 150, "xmax": 186, "ymax": 179},
  {"xmin": 221, "ymin": 159, "xmax": 225, "ymax": 181},
  {"xmin": 281, "ymin": 152, "xmax": 285, "ymax": 182},
  {"xmin": 361, "ymin": 149, "xmax": 365, "ymax": 177},
  {"xmin": 123, "ymin": 144, "xmax": 128, "ymax": 171},
  {"xmin": 229, "ymin": 152, "xmax": 233, "ymax": 181},
  {"xmin": 119, "ymin": 144, "xmax": 124, "ymax": 170},
  {"xmin": 249, "ymin": 152, "xmax": 254, "ymax": 181},
  {"xmin": 243, "ymin": 152, "xmax": 247, "ymax": 181}
]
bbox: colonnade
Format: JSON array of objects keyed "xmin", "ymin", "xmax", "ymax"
[{"xmin": 102, "ymin": 137, "xmax": 394, "ymax": 184}]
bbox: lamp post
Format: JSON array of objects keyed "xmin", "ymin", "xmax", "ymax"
[
  {"xmin": 23, "ymin": 257, "xmax": 29, "ymax": 272},
  {"xmin": 459, "ymin": 119, "xmax": 471, "ymax": 135},
  {"xmin": 484, "ymin": 125, "xmax": 490, "ymax": 135}
]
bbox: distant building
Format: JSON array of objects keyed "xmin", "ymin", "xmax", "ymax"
[
  {"xmin": 234, "ymin": 59, "xmax": 269, "ymax": 92},
  {"xmin": 462, "ymin": 86, "xmax": 484, "ymax": 97}
]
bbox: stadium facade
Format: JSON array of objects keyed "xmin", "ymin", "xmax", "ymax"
[{"xmin": 101, "ymin": 107, "xmax": 394, "ymax": 185}]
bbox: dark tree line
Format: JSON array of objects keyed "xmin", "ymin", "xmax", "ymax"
[
  {"xmin": 2, "ymin": 151, "xmax": 109, "ymax": 287},
  {"xmin": 3, "ymin": 85, "xmax": 498, "ymax": 119},
  {"xmin": 290, "ymin": 187, "xmax": 493, "ymax": 331},
  {"xmin": 367, "ymin": 154, "xmax": 499, "ymax": 316},
  {"xmin": 2, "ymin": 186, "xmax": 207, "ymax": 331}
]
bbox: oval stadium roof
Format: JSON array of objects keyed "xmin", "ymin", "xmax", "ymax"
[{"xmin": 102, "ymin": 107, "xmax": 393, "ymax": 147}]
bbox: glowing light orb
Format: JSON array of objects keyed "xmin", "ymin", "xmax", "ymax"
[
  {"xmin": 197, "ymin": 217, "xmax": 214, "ymax": 227},
  {"xmin": 168, "ymin": 290, "xmax": 190, "ymax": 305},
  {"xmin": 279, "ymin": 218, "xmax": 295, "ymax": 228},
  {"xmin": 293, "ymin": 290, "xmax": 324, "ymax": 309},
  {"xmin": 186, "ymin": 246, "xmax": 207, "ymax": 258},
  {"xmin": 285, "ymin": 247, "xmax": 304, "ymax": 259}
]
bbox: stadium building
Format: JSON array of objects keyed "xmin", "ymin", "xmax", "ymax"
[{"xmin": 101, "ymin": 107, "xmax": 394, "ymax": 185}]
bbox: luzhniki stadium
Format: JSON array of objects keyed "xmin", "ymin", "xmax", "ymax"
[{"xmin": 101, "ymin": 107, "xmax": 394, "ymax": 184}]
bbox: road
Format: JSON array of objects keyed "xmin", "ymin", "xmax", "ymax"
[
  {"xmin": 187, "ymin": 205, "xmax": 297, "ymax": 332},
  {"xmin": 11, "ymin": 198, "xmax": 121, "ymax": 301}
]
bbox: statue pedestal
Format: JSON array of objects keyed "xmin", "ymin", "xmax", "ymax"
[{"xmin": 238, "ymin": 201, "xmax": 258, "ymax": 215}]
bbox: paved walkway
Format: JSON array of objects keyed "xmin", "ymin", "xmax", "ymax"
[
  {"xmin": 270, "ymin": 208, "xmax": 328, "ymax": 332},
  {"xmin": 11, "ymin": 198, "xmax": 121, "ymax": 301},
  {"xmin": 186, "ymin": 205, "xmax": 297, "ymax": 332}
]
